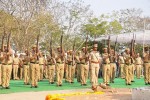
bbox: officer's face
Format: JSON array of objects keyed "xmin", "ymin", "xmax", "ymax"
[
  {"xmin": 104, "ymin": 49, "xmax": 107, "ymax": 53},
  {"xmin": 93, "ymin": 47, "xmax": 97, "ymax": 51}
]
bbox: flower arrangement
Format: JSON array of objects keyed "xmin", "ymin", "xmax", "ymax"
[{"xmin": 45, "ymin": 91, "xmax": 104, "ymax": 100}]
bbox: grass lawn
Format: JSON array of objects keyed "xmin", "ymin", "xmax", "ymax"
[{"xmin": 0, "ymin": 77, "xmax": 147, "ymax": 94}]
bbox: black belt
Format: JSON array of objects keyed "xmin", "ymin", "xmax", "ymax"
[
  {"xmin": 103, "ymin": 63, "xmax": 110, "ymax": 64},
  {"xmin": 125, "ymin": 63, "xmax": 132, "ymax": 65},
  {"xmin": 56, "ymin": 62, "xmax": 63, "ymax": 64},
  {"xmin": 39, "ymin": 64, "xmax": 44, "ymax": 65},
  {"xmin": 48, "ymin": 64, "xmax": 55, "ymax": 65},
  {"xmin": 30, "ymin": 62, "xmax": 38, "ymax": 64},
  {"xmin": 144, "ymin": 62, "xmax": 150, "ymax": 63},
  {"xmin": 80, "ymin": 63, "xmax": 87, "ymax": 65},
  {"xmin": 3, "ymin": 64, "xmax": 12, "ymax": 65}
]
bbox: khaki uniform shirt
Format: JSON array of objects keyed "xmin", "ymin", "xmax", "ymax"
[
  {"xmin": 143, "ymin": 52, "xmax": 150, "ymax": 63},
  {"xmin": 118, "ymin": 56, "xmax": 125, "ymax": 64},
  {"xmin": 123, "ymin": 53, "xmax": 133, "ymax": 64},
  {"xmin": 55, "ymin": 51, "xmax": 64, "ymax": 63},
  {"xmin": 30, "ymin": 51, "xmax": 38, "ymax": 63},
  {"xmin": 89, "ymin": 51, "xmax": 100, "ymax": 63},
  {"xmin": 39, "ymin": 57, "xmax": 45, "ymax": 65},
  {"xmin": 79, "ymin": 51, "xmax": 89, "ymax": 64},
  {"xmin": 102, "ymin": 53, "xmax": 110, "ymax": 64},
  {"xmin": 13, "ymin": 57, "xmax": 20, "ymax": 65},
  {"xmin": 135, "ymin": 57, "xmax": 142, "ymax": 65}
]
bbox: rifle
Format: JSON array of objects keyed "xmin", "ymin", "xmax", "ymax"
[
  {"xmin": 114, "ymin": 36, "xmax": 118, "ymax": 55},
  {"xmin": 72, "ymin": 38, "xmax": 76, "ymax": 66},
  {"xmin": 6, "ymin": 32, "xmax": 11, "ymax": 60},
  {"xmin": 36, "ymin": 34, "xmax": 40, "ymax": 60},
  {"xmin": 1, "ymin": 34, "xmax": 5, "ymax": 52},
  {"xmin": 85, "ymin": 34, "xmax": 88, "ymax": 62},
  {"xmin": 60, "ymin": 33, "xmax": 64, "ymax": 60},
  {"xmin": 50, "ymin": 37, "xmax": 52, "ymax": 58},
  {"xmin": 107, "ymin": 35, "xmax": 111, "ymax": 55},
  {"xmin": 130, "ymin": 33, "xmax": 135, "ymax": 63}
]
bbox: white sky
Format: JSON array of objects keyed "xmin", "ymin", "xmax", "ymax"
[
  {"xmin": 62, "ymin": 0, "xmax": 150, "ymax": 17},
  {"xmin": 84, "ymin": 0, "xmax": 150, "ymax": 16}
]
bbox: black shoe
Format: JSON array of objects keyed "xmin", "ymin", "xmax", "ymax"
[
  {"xmin": 27, "ymin": 83, "xmax": 30, "ymax": 85},
  {"xmin": 131, "ymin": 81, "xmax": 135, "ymax": 82},
  {"xmin": 71, "ymin": 82, "xmax": 74, "ymax": 84},
  {"xmin": 35, "ymin": 86, "xmax": 38, "ymax": 88},
  {"xmin": 145, "ymin": 83, "xmax": 148, "ymax": 85},
  {"xmin": 83, "ymin": 84, "xmax": 87, "ymax": 86},
  {"xmin": 106, "ymin": 84, "xmax": 110, "ymax": 86},
  {"xmin": 51, "ymin": 82, "xmax": 54, "ymax": 84},
  {"xmin": 6, "ymin": 87, "xmax": 10, "ymax": 89},
  {"xmin": 59, "ymin": 84, "xmax": 62, "ymax": 86},
  {"xmin": 30, "ymin": 86, "xmax": 34, "ymax": 88},
  {"xmin": 128, "ymin": 83, "xmax": 131, "ymax": 85}
]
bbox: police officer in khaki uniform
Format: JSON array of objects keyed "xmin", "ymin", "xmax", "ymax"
[
  {"xmin": 0, "ymin": 49, "xmax": 3, "ymax": 86},
  {"xmin": 118, "ymin": 52, "xmax": 125, "ymax": 79},
  {"xmin": 13, "ymin": 53, "xmax": 20, "ymax": 80},
  {"xmin": 109, "ymin": 49, "xmax": 117, "ymax": 83},
  {"xmin": 123, "ymin": 48, "xmax": 133, "ymax": 85},
  {"xmin": 23, "ymin": 50, "xmax": 30, "ymax": 85},
  {"xmin": 39, "ymin": 52, "xmax": 45, "ymax": 81},
  {"xmin": 76, "ymin": 51, "xmax": 81, "ymax": 82},
  {"xmin": 47, "ymin": 52, "xmax": 56, "ymax": 84},
  {"xmin": 79, "ymin": 47, "xmax": 89, "ymax": 86},
  {"xmin": 89, "ymin": 44, "xmax": 101, "ymax": 87},
  {"xmin": 65, "ymin": 51, "xmax": 69, "ymax": 82},
  {"xmin": 143, "ymin": 46, "xmax": 150, "ymax": 85},
  {"xmin": 135, "ymin": 53, "xmax": 143, "ymax": 79},
  {"xmin": 19, "ymin": 54, "xmax": 24, "ymax": 80},
  {"xmin": 102, "ymin": 48, "xmax": 110, "ymax": 86},
  {"xmin": 55, "ymin": 46, "xmax": 65, "ymax": 86},
  {"xmin": 1, "ymin": 45, "xmax": 13, "ymax": 89},
  {"xmin": 67, "ymin": 50, "xmax": 76, "ymax": 83},
  {"xmin": 30, "ymin": 45, "xmax": 40, "ymax": 88}
]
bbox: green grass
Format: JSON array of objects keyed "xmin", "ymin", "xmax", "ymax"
[{"xmin": 0, "ymin": 77, "xmax": 147, "ymax": 94}]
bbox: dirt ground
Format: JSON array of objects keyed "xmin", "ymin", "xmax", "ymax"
[{"xmin": 0, "ymin": 88, "xmax": 132, "ymax": 100}]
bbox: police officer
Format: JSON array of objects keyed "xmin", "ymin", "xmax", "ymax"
[
  {"xmin": 89, "ymin": 44, "xmax": 101, "ymax": 87},
  {"xmin": 102, "ymin": 47, "xmax": 110, "ymax": 86}
]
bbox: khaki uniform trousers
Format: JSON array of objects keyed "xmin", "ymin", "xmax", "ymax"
[
  {"xmin": 124, "ymin": 64, "xmax": 132, "ymax": 84},
  {"xmin": 68, "ymin": 64, "xmax": 76, "ymax": 83},
  {"xmin": 65, "ymin": 64, "xmax": 69, "ymax": 82},
  {"xmin": 76, "ymin": 63, "xmax": 81, "ymax": 82},
  {"xmin": 119, "ymin": 64, "xmax": 125, "ymax": 78},
  {"xmin": 2, "ymin": 65, "xmax": 12, "ymax": 87},
  {"xmin": 0, "ymin": 64, "xmax": 2, "ymax": 85},
  {"xmin": 110, "ymin": 63, "xmax": 116, "ymax": 82},
  {"xmin": 44, "ymin": 65, "xmax": 48, "ymax": 79},
  {"xmin": 48, "ymin": 65, "xmax": 55, "ymax": 83},
  {"xmin": 19, "ymin": 67, "xmax": 23, "ymax": 79},
  {"xmin": 80, "ymin": 64, "xmax": 89, "ymax": 85},
  {"xmin": 56, "ymin": 63, "xmax": 64, "ymax": 85},
  {"xmin": 13, "ymin": 65, "xmax": 19, "ymax": 79},
  {"xmin": 90, "ymin": 63, "xmax": 99, "ymax": 86},
  {"xmin": 23, "ymin": 65, "xmax": 30, "ymax": 84},
  {"xmin": 136, "ymin": 64, "xmax": 142, "ymax": 79},
  {"xmin": 30, "ymin": 63, "xmax": 39, "ymax": 86},
  {"xmin": 39, "ymin": 64, "xmax": 44, "ymax": 80},
  {"xmin": 144, "ymin": 63, "xmax": 150, "ymax": 83},
  {"xmin": 131, "ymin": 64, "xmax": 135, "ymax": 81},
  {"xmin": 102, "ymin": 64, "xmax": 110, "ymax": 84}
]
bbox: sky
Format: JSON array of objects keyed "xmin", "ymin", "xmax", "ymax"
[{"xmin": 83, "ymin": 0, "xmax": 150, "ymax": 17}]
